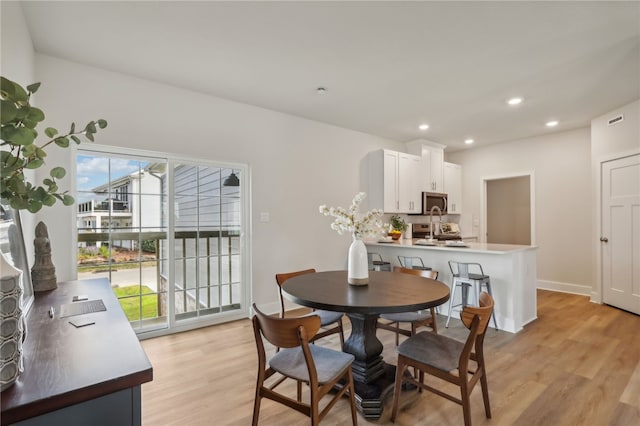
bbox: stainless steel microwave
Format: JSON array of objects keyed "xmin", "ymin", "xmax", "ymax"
[{"xmin": 421, "ymin": 192, "xmax": 447, "ymax": 215}]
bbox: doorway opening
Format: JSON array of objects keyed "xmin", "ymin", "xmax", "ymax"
[{"xmin": 482, "ymin": 172, "xmax": 535, "ymax": 245}]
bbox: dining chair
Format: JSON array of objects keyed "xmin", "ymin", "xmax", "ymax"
[
  {"xmin": 390, "ymin": 292, "xmax": 495, "ymax": 426},
  {"xmin": 376, "ymin": 266, "xmax": 439, "ymax": 346},
  {"xmin": 275, "ymin": 269, "xmax": 345, "ymax": 346},
  {"xmin": 251, "ymin": 304, "xmax": 358, "ymax": 426}
]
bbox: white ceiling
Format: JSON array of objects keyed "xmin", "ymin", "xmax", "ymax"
[{"xmin": 20, "ymin": 1, "xmax": 640, "ymax": 152}]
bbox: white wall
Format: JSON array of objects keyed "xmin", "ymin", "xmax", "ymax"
[
  {"xmin": 446, "ymin": 128, "xmax": 593, "ymax": 294},
  {"xmin": 1, "ymin": 2, "xmax": 36, "ymax": 263},
  {"xmin": 590, "ymin": 99, "xmax": 640, "ymax": 302},
  {"xmin": 30, "ymin": 54, "xmax": 403, "ymax": 312}
]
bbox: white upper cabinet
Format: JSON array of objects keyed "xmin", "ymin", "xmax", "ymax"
[
  {"xmin": 406, "ymin": 140, "xmax": 446, "ymax": 193},
  {"xmin": 398, "ymin": 152, "xmax": 422, "ymax": 213},
  {"xmin": 444, "ymin": 161, "xmax": 462, "ymax": 214},
  {"xmin": 369, "ymin": 149, "xmax": 422, "ymax": 213},
  {"xmin": 428, "ymin": 146, "xmax": 444, "ymax": 193}
]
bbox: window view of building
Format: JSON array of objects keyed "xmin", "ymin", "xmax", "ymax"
[{"xmin": 76, "ymin": 151, "xmax": 247, "ymax": 335}]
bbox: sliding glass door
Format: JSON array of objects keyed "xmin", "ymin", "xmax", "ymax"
[{"xmin": 76, "ymin": 149, "xmax": 249, "ymax": 335}]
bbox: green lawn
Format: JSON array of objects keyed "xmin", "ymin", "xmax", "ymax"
[{"xmin": 113, "ymin": 285, "xmax": 158, "ymax": 321}]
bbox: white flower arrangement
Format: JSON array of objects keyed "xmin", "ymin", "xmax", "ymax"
[{"xmin": 319, "ymin": 192, "xmax": 386, "ymax": 238}]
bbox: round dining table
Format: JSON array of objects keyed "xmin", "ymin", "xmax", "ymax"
[{"xmin": 282, "ymin": 270, "xmax": 450, "ymax": 419}]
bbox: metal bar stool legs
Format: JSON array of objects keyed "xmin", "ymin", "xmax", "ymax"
[
  {"xmin": 446, "ymin": 261, "xmax": 499, "ymax": 330},
  {"xmin": 445, "ymin": 279, "xmax": 472, "ymax": 328}
]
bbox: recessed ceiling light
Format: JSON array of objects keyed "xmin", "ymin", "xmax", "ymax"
[
  {"xmin": 419, "ymin": 124, "xmax": 429, "ymax": 131},
  {"xmin": 546, "ymin": 120, "xmax": 559, "ymax": 127},
  {"xmin": 507, "ymin": 97, "xmax": 523, "ymax": 106},
  {"xmin": 464, "ymin": 139, "xmax": 474, "ymax": 145},
  {"xmin": 316, "ymin": 87, "xmax": 327, "ymax": 94}
]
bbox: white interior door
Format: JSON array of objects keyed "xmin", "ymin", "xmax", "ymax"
[{"xmin": 601, "ymin": 154, "xmax": 640, "ymax": 314}]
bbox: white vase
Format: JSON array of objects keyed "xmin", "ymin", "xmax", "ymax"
[
  {"xmin": 0, "ymin": 251, "xmax": 25, "ymax": 391},
  {"xmin": 348, "ymin": 235, "xmax": 369, "ymax": 285}
]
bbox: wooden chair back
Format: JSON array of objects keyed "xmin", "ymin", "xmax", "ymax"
[
  {"xmin": 275, "ymin": 268, "xmax": 316, "ymax": 318},
  {"xmin": 391, "ymin": 292, "xmax": 495, "ymax": 425},
  {"xmin": 460, "ymin": 292, "xmax": 494, "ymax": 336},
  {"xmin": 251, "ymin": 303, "xmax": 357, "ymax": 426},
  {"xmin": 252, "ymin": 304, "xmax": 320, "ymax": 349},
  {"xmin": 393, "ymin": 265, "xmax": 438, "ymax": 280}
]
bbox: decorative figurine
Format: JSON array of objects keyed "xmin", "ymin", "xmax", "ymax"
[{"xmin": 31, "ymin": 222, "xmax": 57, "ymax": 292}]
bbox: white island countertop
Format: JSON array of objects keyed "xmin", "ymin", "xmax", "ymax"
[
  {"xmin": 365, "ymin": 238, "xmax": 538, "ymax": 333},
  {"xmin": 366, "ymin": 238, "xmax": 537, "ymax": 255}
]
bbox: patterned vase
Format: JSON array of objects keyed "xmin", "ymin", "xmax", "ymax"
[
  {"xmin": 348, "ymin": 235, "xmax": 369, "ymax": 285},
  {"xmin": 0, "ymin": 251, "xmax": 25, "ymax": 391}
]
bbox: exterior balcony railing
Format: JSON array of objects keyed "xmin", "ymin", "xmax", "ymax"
[{"xmin": 77, "ymin": 229, "xmax": 241, "ymax": 331}]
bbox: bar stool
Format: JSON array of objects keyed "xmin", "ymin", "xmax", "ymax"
[
  {"xmin": 397, "ymin": 256, "xmax": 431, "ymax": 271},
  {"xmin": 368, "ymin": 252, "xmax": 391, "ymax": 271},
  {"xmin": 446, "ymin": 261, "xmax": 498, "ymax": 330}
]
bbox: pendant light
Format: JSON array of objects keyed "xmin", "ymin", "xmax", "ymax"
[{"xmin": 223, "ymin": 171, "xmax": 239, "ymax": 187}]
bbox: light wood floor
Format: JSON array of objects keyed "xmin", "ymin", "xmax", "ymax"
[{"xmin": 141, "ymin": 290, "xmax": 640, "ymax": 425}]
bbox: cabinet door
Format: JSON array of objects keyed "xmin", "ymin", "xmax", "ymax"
[
  {"xmin": 398, "ymin": 153, "xmax": 423, "ymax": 213},
  {"xmin": 407, "ymin": 155, "xmax": 423, "ymax": 212},
  {"xmin": 383, "ymin": 150, "xmax": 399, "ymax": 212},
  {"xmin": 444, "ymin": 162, "xmax": 462, "ymax": 214},
  {"xmin": 430, "ymin": 148, "xmax": 444, "ymax": 192},
  {"xmin": 397, "ymin": 153, "xmax": 412, "ymax": 212}
]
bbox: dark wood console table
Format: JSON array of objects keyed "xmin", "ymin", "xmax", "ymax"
[
  {"xmin": 282, "ymin": 270, "xmax": 450, "ymax": 419},
  {"xmin": 1, "ymin": 278, "xmax": 153, "ymax": 426}
]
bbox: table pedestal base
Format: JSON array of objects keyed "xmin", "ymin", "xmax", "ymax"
[
  {"xmin": 343, "ymin": 313, "xmax": 398, "ymax": 419},
  {"xmin": 352, "ymin": 362, "xmax": 397, "ymax": 418}
]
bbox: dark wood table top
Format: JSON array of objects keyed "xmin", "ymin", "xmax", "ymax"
[
  {"xmin": 282, "ymin": 270, "xmax": 450, "ymax": 315},
  {"xmin": 0, "ymin": 278, "xmax": 153, "ymax": 425}
]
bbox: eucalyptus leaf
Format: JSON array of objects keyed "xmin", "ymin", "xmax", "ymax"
[
  {"xmin": 45, "ymin": 127, "xmax": 58, "ymax": 138},
  {"xmin": 50, "ymin": 167, "xmax": 66, "ymax": 179},
  {"xmin": 35, "ymin": 147, "xmax": 47, "ymax": 158},
  {"xmin": 54, "ymin": 136, "xmax": 70, "ymax": 148},
  {"xmin": 0, "ymin": 76, "xmax": 15, "ymax": 99},
  {"xmin": 71, "ymin": 135, "xmax": 81, "ymax": 144},
  {"xmin": 26, "ymin": 107, "xmax": 45, "ymax": 122},
  {"xmin": 10, "ymin": 198, "xmax": 28, "ymax": 211},
  {"xmin": 70, "ymin": 122, "xmax": 75, "ymax": 133},
  {"xmin": 62, "ymin": 194, "xmax": 75, "ymax": 206},
  {"xmin": 85, "ymin": 132, "xmax": 95, "ymax": 142},
  {"xmin": 25, "ymin": 159, "xmax": 44, "ymax": 169},
  {"xmin": 22, "ymin": 144, "xmax": 37, "ymax": 157},
  {"xmin": 97, "ymin": 119, "xmax": 108, "ymax": 129},
  {"xmin": 85, "ymin": 121, "xmax": 96, "ymax": 133},
  {"xmin": 26, "ymin": 200, "xmax": 42, "ymax": 213},
  {"xmin": 1, "ymin": 99, "xmax": 18, "ymax": 124},
  {"xmin": 26, "ymin": 82, "xmax": 41, "ymax": 94},
  {"xmin": 42, "ymin": 194, "xmax": 56, "ymax": 206},
  {"xmin": 1, "ymin": 126, "xmax": 36, "ymax": 145},
  {"xmin": 9, "ymin": 81, "xmax": 28, "ymax": 103}
]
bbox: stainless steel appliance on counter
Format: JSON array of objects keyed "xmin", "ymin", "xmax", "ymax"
[
  {"xmin": 415, "ymin": 192, "xmax": 447, "ymax": 215},
  {"xmin": 412, "ymin": 222, "xmax": 462, "ymax": 241}
]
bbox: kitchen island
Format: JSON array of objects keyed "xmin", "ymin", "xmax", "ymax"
[{"xmin": 365, "ymin": 239, "xmax": 537, "ymax": 333}]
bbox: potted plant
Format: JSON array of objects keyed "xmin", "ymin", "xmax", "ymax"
[
  {"xmin": 0, "ymin": 76, "xmax": 107, "ymax": 390},
  {"xmin": 1, "ymin": 76, "xmax": 107, "ymax": 212},
  {"xmin": 390, "ymin": 215, "xmax": 408, "ymax": 240}
]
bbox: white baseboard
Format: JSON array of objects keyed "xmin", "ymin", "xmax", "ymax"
[{"xmin": 537, "ymin": 279, "xmax": 592, "ymax": 296}]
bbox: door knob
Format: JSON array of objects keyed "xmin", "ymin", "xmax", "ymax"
[{"xmin": 600, "ymin": 237, "xmax": 608, "ymax": 242}]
